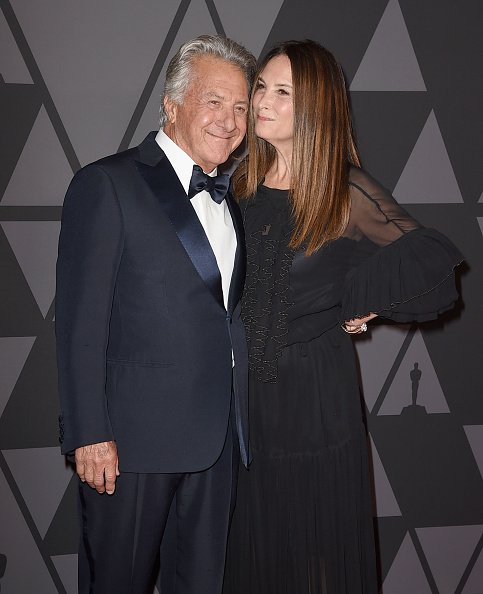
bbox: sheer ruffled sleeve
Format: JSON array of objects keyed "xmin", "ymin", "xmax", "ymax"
[{"xmin": 340, "ymin": 167, "xmax": 463, "ymax": 323}]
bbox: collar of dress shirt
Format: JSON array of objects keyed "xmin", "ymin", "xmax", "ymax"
[{"xmin": 155, "ymin": 129, "xmax": 217, "ymax": 195}]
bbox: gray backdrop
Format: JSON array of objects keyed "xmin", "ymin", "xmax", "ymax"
[{"xmin": 1, "ymin": 1, "xmax": 482, "ymax": 592}]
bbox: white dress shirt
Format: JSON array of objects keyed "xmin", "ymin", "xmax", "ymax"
[{"xmin": 155, "ymin": 129, "xmax": 236, "ymax": 310}]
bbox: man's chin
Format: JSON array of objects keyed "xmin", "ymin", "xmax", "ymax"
[{"xmin": 204, "ymin": 150, "xmax": 233, "ymax": 169}]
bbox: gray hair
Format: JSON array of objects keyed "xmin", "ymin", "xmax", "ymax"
[{"xmin": 160, "ymin": 35, "xmax": 256, "ymax": 126}]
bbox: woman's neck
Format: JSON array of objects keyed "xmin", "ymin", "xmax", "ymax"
[{"xmin": 264, "ymin": 147, "xmax": 292, "ymax": 190}]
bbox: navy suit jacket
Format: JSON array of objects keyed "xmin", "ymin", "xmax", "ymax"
[{"xmin": 56, "ymin": 132, "xmax": 249, "ymax": 473}]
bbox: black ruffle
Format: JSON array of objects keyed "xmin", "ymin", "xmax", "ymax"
[{"xmin": 340, "ymin": 228, "xmax": 463, "ymax": 323}]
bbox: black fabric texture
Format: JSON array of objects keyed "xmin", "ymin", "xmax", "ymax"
[{"xmin": 223, "ymin": 167, "xmax": 462, "ymax": 594}]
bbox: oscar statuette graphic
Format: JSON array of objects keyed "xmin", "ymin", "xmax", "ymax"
[{"xmin": 402, "ymin": 362, "xmax": 427, "ymax": 417}]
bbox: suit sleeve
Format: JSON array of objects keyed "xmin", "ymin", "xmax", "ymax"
[{"xmin": 56, "ymin": 164, "xmax": 124, "ymax": 454}]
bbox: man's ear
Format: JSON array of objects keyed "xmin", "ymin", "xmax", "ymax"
[{"xmin": 163, "ymin": 96, "xmax": 177, "ymax": 124}]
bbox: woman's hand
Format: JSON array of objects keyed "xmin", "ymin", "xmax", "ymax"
[{"xmin": 342, "ymin": 313, "xmax": 378, "ymax": 334}]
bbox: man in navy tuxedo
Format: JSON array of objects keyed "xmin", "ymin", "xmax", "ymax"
[{"xmin": 56, "ymin": 35, "xmax": 256, "ymax": 594}]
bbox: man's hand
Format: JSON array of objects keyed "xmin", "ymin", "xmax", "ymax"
[{"xmin": 75, "ymin": 441, "xmax": 119, "ymax": 495}]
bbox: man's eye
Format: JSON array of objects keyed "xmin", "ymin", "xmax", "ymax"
[
  {"xmin": 209, "ymin": 100, "xmax": 220, "ymax": 106},
  {"xmin": 277, "ymin": 89, "xmax": 289, "ymax": 95},
  {"xmin": 235, "ymin": 106, "xmax": 248, "ymax": 115}
]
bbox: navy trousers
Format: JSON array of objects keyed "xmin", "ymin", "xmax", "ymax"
[{"xmin": 78, "ymin": 414, "xmax": 239, "ymax": 594}]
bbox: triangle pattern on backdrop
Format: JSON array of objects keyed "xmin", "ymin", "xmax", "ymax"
[
  {"xmin": 477, "ymin": 217, "xmax": 483, "ymax": 237},
  {"xmin": 0, "ymin": 9, "xmax": 32, "ymax": 83},
  {"xmin": 2, "ymin": 106, "xmax": 73, "ymax": 206},
  {"xmin": 0, "ymin": 82, "xmax": 42, "ymax": 198},
  {"xmin": 1, "ymin": 221, "xmax": 60, "ymax": 317},
  {"xmin": 51, "ymin": 554, "xmax": 78, "ymax": 594},
  {"xmin": 3, "ymin": 447, "xmax": 73, "ymax": 538},
  {"xmin": 368, "ymin": 435, "xmax": 401, "ymax": 517},
  {"xmin": 43, "ymin": 474, "xmax": 79, "ymax": 557},
  {"xmin": 378, "ymin": 328, "xmax": 450, "ymax": 415},
  {"xmin": 462, "ymin": 546, "xmax": 483, "ymax": 594},
  {"xmin": 382, "ymin": 532, "xmax": 432, "ymax": 594},
  {"xmin": 0, "ymin": 466, "xmax": 58, "ymax": 593},
  {"xmin": 350, "ymin": 0, "xmax": 426, "ymax": 91},
  {"xmin": 375, "ymin": 517, "xmax": 408, "ymax": 585},
  {"xmin": 355, "ymin": 324, "xmax": 410, "ymax": 412},
  {"xmin": 0, "ymin": 324, "xmax": 59, "ymax": 450},
  {"xmin": 0, "ymin": 336, "xmax": 35, "ymax": 418},
  {"xmin": 464, "ymin": 425, "xmax": 483, "ymax": 480},
  {"xmin": 0, "ymin": 228, "xmax": 45, "ymax": 334},
  {"xmin": 11, "ymin": 0, "xmax": 182, "ymax": 165},
  {"xmin": 214, "ymin": 0, "xmax": 285, "ymax": 58},
  {"xmin": 394, "ymin": 110, "xmax": 463, "ymax": 203},
  {"xmin": 130, "ymin": 0, "xmax": 218, "ymax": 148},
  {"xmin": 349, "ymin": 92, "xmax": 430, "ymax": 191},
  {"xmin": 416, "ymin": 525, "xmax": 483, "ymax": 594}
]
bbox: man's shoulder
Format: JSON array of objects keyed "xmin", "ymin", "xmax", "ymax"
[
  {"xmin": 75, "ymin": 132, "xmax": 158, "ymax": 179},
  {"xmin": 83, "ymin": 146, "xmax": 138, "ymax": 176}
]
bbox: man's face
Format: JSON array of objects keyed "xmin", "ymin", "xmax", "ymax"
[{"xmin": 164, "ymin": 56, "xmax": 249, "ymax": 172}]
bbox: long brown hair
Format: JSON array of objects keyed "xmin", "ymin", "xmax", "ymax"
[{"xmin": 232, "ymin": 40, "xmax": 360, "ymax": 255}]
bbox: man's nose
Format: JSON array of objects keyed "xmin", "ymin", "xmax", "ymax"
[{"xmin": 217, "ymin": 107, "xmax": 236, "ymax": 132}]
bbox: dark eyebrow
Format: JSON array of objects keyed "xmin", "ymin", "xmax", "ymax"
[{"xmin": 257, "ymin": 76, "xmax": 292, "ymax": 88}]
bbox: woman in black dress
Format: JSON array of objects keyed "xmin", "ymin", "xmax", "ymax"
[{"xmin": 223, "ymin": 40, "xmax": 462, "ymax": 594}]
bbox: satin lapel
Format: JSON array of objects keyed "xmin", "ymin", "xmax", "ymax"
[
  {"xmin": 136, "ymin": 156, "xmax": 224, "ymax": 309},
  {"xmin": 226, "ymin": 192, "xmax": 246, "ymax": 314}
]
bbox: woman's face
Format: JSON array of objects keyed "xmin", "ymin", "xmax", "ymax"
[{"xmin": 252, "ymin": 54, "xmax": 294, "ymax": 151}]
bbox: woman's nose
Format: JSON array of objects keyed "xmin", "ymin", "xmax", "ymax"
[{"xmin": 255, "ymin": 92, "xmax": 271, "ymax": 110}]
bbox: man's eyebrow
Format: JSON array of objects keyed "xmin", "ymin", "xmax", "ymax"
[
  {"xmin": 205, "ymin": 91, "xmax": 249, "ymax": 104},
  {"xmin": 206, "ymin": 91, "xmax": 224, "ymax": 100}
]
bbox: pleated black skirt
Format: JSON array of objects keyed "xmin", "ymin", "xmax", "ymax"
[{"xmin": 223, "ymin": 325, "xmax": 378, "ymax": 594}]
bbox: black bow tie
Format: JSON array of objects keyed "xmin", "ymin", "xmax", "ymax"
[{"xmin": 188, "ymin": 165, "xmax": 230, "ymax": 204}]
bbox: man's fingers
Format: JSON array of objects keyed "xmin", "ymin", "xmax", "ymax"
[
  {"xmin": 74, "ymin": 448, "xmax": 86, "ymax": 481},
  {"xmin": 93, "ymin": 469, "xmax": 106, "ymax": 493},
  {"xmin": 75, "ymin": 460, "xmax": 86, "ymax": 482},
  {"xmin": 84, "ymin": 464, "xmax": 95, "ymax": 488},
  {"xmin": 75, "ymin": 442, "xmax": 119, "ymax": 493},
  {"xmin": 105, "ymin": 465, "xmax": 117, "ymax": 495}
]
